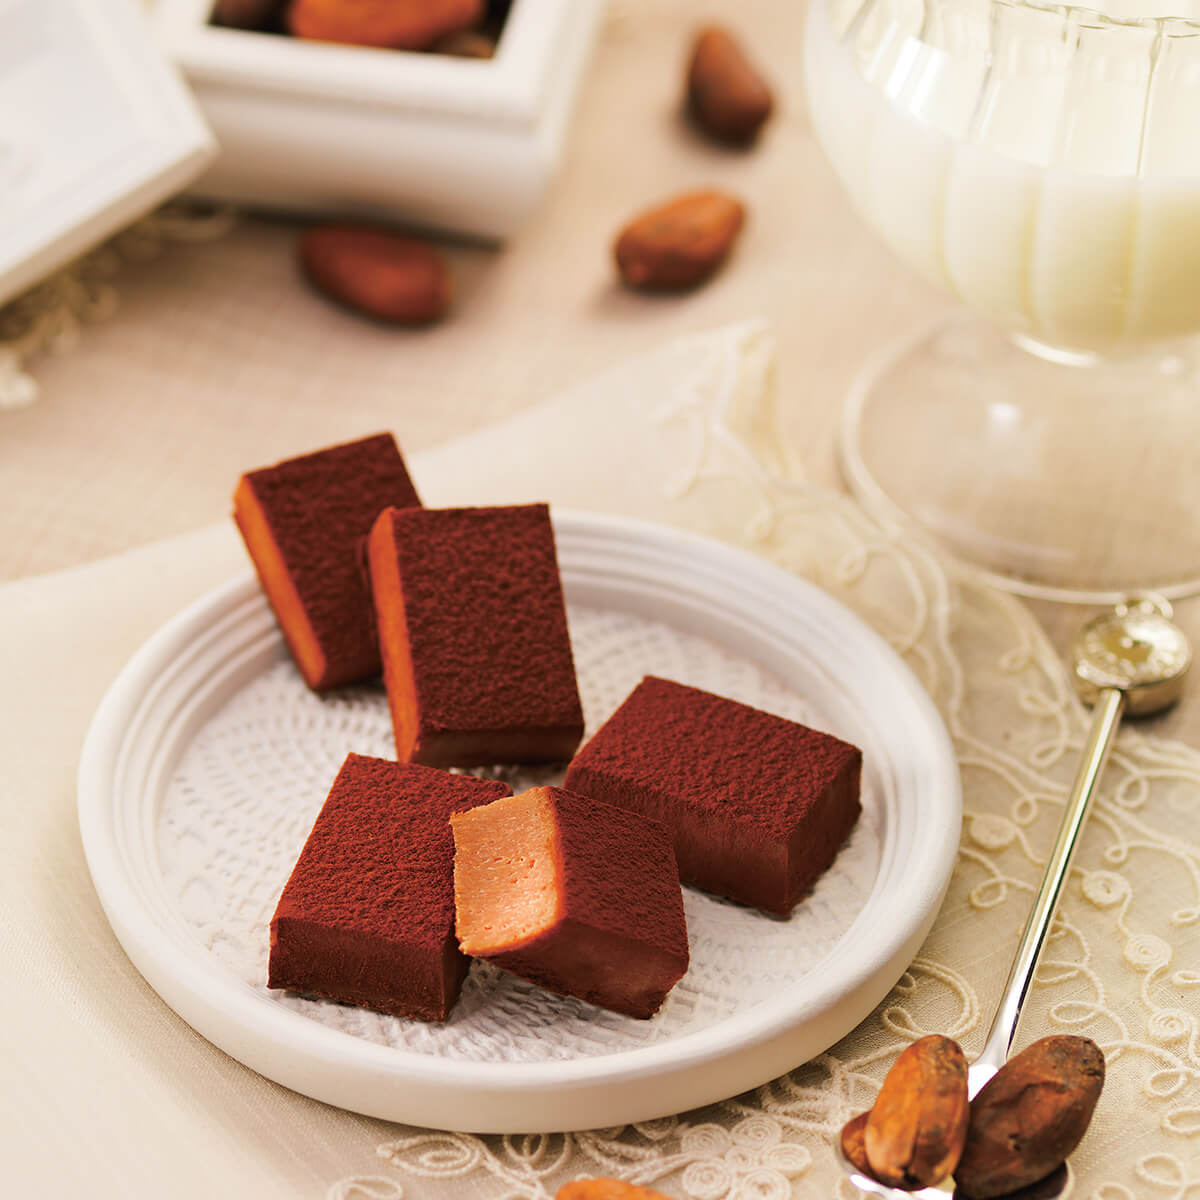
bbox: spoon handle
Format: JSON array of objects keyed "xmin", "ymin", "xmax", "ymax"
[{"xmin": 973, "ymin": 687, "xmax": 1125, "ymax": 1079}]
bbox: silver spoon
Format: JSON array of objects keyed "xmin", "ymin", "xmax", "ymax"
[{"xmin": 837, "ymin": 595, "xmax": 1192, "ymax": 1198}]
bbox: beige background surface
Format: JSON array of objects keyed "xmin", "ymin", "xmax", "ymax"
[
  {"xmin": 0, "ymin": 0, "xmax": 947, "ymax": 580},
  {"xmin": 4, "ymin": 6, "xmax": 1200, "ymax": 1193},
  {"xmin": 3, "ymin": 0, "xmax": 1196, "ymax": 726}
]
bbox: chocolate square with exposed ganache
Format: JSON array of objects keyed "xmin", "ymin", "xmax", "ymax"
[
  {"xmin": 564, "ymin": 676, "xmax": 862, "ymax": 917},
  {"xmin": 452, "ymin": 786, "xmax": 689, "ymax": 1019},
  {"xmin": 233, "ymin": 432, "xmax": 421, "ymax": 691},
  {"xmin": 268, "ymin": 753, "xmax": 511, "ymax": 1021},
  {"xmin": 366, "ymin": 503, "xmax": 585, "ymax": 767}
]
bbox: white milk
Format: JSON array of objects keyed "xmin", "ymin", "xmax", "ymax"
[{"xmin": 805, "ymin": 0, "xmax": 1200, "ymax": 352}]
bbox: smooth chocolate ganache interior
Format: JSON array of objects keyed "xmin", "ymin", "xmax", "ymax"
[{"xmin": 452, "ymin": 786, "xmax": 690, "ymax": 1019}]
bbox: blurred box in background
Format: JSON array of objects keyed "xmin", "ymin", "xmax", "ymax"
[
  {"xmin": 153, "ymin": 0, "xmax": 604, "ymax": 239},
  {"xmin": 0, "ymin": 0, "xmax": 603, "ymax": 310}
]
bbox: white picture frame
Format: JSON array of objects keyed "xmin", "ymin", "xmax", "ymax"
[
  {"xmin": 152, "ymin": 0, "xmax": 604, "ymax": 239},
  {"xmin": 0, "ymin": 0, "xmax": 215, "ymax": 307}
]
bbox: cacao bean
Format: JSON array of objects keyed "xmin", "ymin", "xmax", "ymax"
[
  {"xmin": 212, "ymin": 0, "xmax": 284, "ymax": 29},
  {"xmin": 954, "ymin": 1036, "xmax": 1105, "ymax": 1199},
  {"xmin": 298, "ymin": 226, "xmax": 452, "ymax": 325},
  {"xmin": 686, "ymin": 27, "xmax": 774, "ymax": 145},
  {"xmin": 955, "ymin": 1163, "xmax": 1069, "ymax": 1199},
  {"xmin": 865, "ymin": 1034, "xmax": 970, "ymax": 1189},
  {"xmin": 430, "ymin": 29, "xmax": 497, "ymax": 58},
  {"xmin": 840, "ymin": 1110, "xmax": 874, "ymax": 1176},
  {"xmin": 288, "ymin": 0, "xmax": 484, "ymax": 50},
  {"xmin": 557, "ymin": 1181, "xmax": 670, "ymax": 1200},
  {"xmin": 614, "ymin": 191, "xmax": 745, "ymax": 291}
]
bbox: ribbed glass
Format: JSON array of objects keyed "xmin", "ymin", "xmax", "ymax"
[{"xmin": 805, "ymin": 0, "xmax": 1200, "ymax": 349}]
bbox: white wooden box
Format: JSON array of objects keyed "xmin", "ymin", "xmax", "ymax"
[
  {"xmin": 0, "ymin": 0, "xmax": 215, "ymax": 308},
  {"xmin": 152, "ymin": 0, "xmax": 604, "ymax": 239}
]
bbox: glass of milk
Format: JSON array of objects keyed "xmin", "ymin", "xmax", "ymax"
[{"xmin": 806, "ymin": 0, "xmax": 1200, "ymax": 601}]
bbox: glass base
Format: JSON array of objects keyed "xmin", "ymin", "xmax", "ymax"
[{"xmin": 840, "ymin": 317, "xmax": 1200, "ymax": 604}]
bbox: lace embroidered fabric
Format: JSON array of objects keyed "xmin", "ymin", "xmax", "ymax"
[
  {"xmin": 0, "ymin": 203, "xmax": 234, "ymax": 409},
  {"xmin": 325, "ymin": 324, "xmax": 1200, "ymax": 1200}
]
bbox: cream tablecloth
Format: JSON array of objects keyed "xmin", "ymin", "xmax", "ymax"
[
  {"xmin": 0, "ymin": 0, "xmax": 956, "ymax": 584},
  {"xmin": 4, "ymin": 0, "xmax": 1200, "ymax": 1193},
  {"xmin": 4, "ymin": 323, "xmax": 1200, "ymax": 1198}
]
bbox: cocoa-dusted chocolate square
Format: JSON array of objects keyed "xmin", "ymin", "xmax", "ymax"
[
  {"xmin": 564, "ymin": 676, "xmax": 862, "ymax": 917},
  {"xmin": 268, "ymin": 753, "xmax": 511, "ymax": 1021},
  {"xmin": 233, "ymin": 432, "xmax": 422, "ymax": 691},
  {"xmin": 367, "ymin": 503, "xmax": 584, "ymax": 767},
  {"xmin": 452, "ymin": 786, "xmax": 689, "ymax": 1019}
]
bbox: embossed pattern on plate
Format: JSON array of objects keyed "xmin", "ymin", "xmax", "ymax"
[
  {"xmin": 159, "ymin": 608, "xmax": 881, "ymax": 1062},
  {"xmin": 79, "ymin": 511, "xmax": 961, "ymax": 1132}
]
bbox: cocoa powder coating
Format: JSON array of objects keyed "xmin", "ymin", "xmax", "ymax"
[
  {"xmin": 564, "ymin": 676, "xmax": 862, "ymax": 915},
  {"xmin": 269, "ymin": 754, "xmax": 511, "ymax": 1021},
  {"xmin": 234, "ymin": 432, "xmax": 422, "ymax": 690},
  {"xmin": 372, "ymin": 503, "xmax": 584, "ymax": 765},
  {"xmin": 549, "ymin": 787, "xmax": 687, "ymax": 967}
]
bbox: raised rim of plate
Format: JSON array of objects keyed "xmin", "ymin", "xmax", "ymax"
[{"xmin": 78, "ymin": 509, "xmax": 961, "ymax": 1131}]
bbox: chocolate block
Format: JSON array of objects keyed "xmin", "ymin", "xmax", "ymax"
[
  {"xmin": 564, "ymin": 676, "xmax": 862, "ymax": 917},
  {"xmin": 367, "ymin": 503, "xmax": 584, "ymax": 767},
  {"xmin": 451, "ymin": 786, "xmax": 689, "ymax": 1019},
  {"xmin": 268, "ymin": 753, "xmax": 511, "ymax": 1020},
  {"xmin": 233, "ymin": 432, "xmax": 421, "ymax": 691}
]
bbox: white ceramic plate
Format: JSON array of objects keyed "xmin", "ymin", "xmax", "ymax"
[{"xmin": 78, "ymin": 510, "xmax": 961, "ymax": 1133}]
